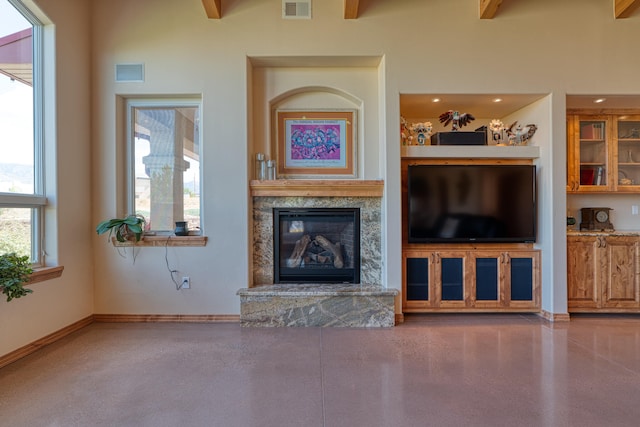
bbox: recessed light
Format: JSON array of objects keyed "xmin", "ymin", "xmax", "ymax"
[
  {"xmin": 594, "ymin": 98, "xmax": 606, "ymax": 104},
  {"xmin": 492, "ymin": 98, "xmax": 502, "ymax": 103},
  {"xmin": 432, "ymin": 98, "xmax": 441, "ymax": 103}
]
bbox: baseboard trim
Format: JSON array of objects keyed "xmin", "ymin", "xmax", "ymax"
[
  {"xmin": 0, "ymin": 315, "xmax": 94, "ymax": 369},
  {"xmin": 539, "ymin": 310, "xmax": 571, "ymax": 322},
  {"xmin": 93, "ymin": 314, "xmax": 241, "ymax": 323}
]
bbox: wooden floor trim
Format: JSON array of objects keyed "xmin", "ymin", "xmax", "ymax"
[
  {"xmin": 0, "ymin": 315, "xmax": 94, "ymax": 369},
  {"xmin": 93, "ymin": 314, "xmax": 241, "ymax": 323},
  {"xmin": 539, "ymin": 310, "xmax": 571, "ymax": 322}
]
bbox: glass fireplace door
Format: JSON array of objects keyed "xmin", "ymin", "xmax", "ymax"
[{"xmin": 273, "ymin": 208, "xmax": 360, "ymax": 284}]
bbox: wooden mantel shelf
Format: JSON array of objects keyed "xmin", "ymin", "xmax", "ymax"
[
  {"xmin": 250, "ymin": 179, "xmax": 384, "ymax": 197},
  {"xmin": 402, "ymin": 145, "xmax": 540, "ymax": 159}
]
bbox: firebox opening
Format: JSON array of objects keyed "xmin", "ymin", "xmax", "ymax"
[{"xmin": 274, "ymin": 208, "xmax": 361, "ymax": 284}]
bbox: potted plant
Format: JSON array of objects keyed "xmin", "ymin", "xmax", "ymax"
[
  {"xmin": 0, "ymin": 252, "xmax": 33, "ymax": 302},
  {"xmin": 96, "ymin": 214, "xmax": 147, "ymax": 243}
]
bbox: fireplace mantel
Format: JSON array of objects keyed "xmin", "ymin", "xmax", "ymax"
[{"xmin": 250, "ymin": 179, "xmax": 383, "ymax": 197}]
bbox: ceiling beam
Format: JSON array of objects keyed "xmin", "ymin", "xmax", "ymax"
[
  {"xmin": 344, "ymin": 0, "xmax": 360, "ymax": 19},
  {"xmin": 615, "ymin": 0, "xmax": 640, "ymax": 18},
  {"xmin": 479, "ymin": 0, "xmax": 503, "ymax": 19},
  {"xmin": 202, "ymin": 0, "xmax": 222, "ymax": 19}
]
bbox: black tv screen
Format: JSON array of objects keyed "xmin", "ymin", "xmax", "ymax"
[{"xmin": 408, "ymin": 164, "xmax": 536, "ymax": 243}]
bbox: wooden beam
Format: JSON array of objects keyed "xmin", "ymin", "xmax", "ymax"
[
  {"xmin": 202, "ymin": 0, "xmax": 221, "ymax": 19},
  {"xmin": 615, "ymin": 0, "xmax": 640, "ymax": 18},
  {"xmin": 344, "ymin": 0, "xmax": 360, "ymax": 19},
  {"xmin": 479, "ymin": 0, "xmax": 503, "ymax": 19}
]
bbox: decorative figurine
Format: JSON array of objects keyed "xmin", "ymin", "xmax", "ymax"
[
  {"xmin": 410, "ymin": 121, "xmax": 433, "ymax": 145},
  {"xmin": 505, "ymin": 121, "xmax": 537, "ymax": 145},
  {"xmin": 489, "ymin": 119, "xmax": 505, "ymax": 145},
  {"xmin": 439, "ymin": 110, "xmax": 475, "ymax": 131}
]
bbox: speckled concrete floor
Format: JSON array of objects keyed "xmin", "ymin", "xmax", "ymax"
[{"xmin": 1, "ymin": 314, "xmax": 640, "ymax": 426}]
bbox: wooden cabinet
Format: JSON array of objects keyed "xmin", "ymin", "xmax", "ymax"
[
  {"xmin": 567, "ymin": 112, "xmax": 640, "ymax": 193},
  {"xmin": 400, "ymin": 156, "xmax": 541, "ymax": 314},
  {"xmin": 567, "ymin": 234, "xmax": 640, "ymax": 312},
  {"xmin": 567, "ymin": 114, "xmax": 611, "ymax": 192},
  {"xmin": 566, "ymin": 235, "xmax": 600, "ymax": 308},
  {"xmin": 403, "ymin": 248, "xmax": 540, "ymax": 312},
  {"xmin": 614, "ymin": 115, "xmax": 640, "ymax": 190}
]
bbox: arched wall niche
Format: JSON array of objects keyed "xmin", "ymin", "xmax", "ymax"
[
  {"xmin": 249, "ymin": 60, "xmax": 380, "ymax": 180},
  {"xmin": 267, "ymin": 86, "xmax": 364, "ymax": 178}
]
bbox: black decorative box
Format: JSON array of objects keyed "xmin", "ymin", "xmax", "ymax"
[{"xmin": 430, "ymin": 131, "xmax": 486, "ymax": 146}]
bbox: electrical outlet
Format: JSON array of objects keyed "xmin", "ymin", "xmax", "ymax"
[
  {"xmin": 633, "ymin": 205, "xmax": 639, "ymax": 216},
  {"xmin": 181, "ymin": 276, "xmax": 190, "ymax": 289}
]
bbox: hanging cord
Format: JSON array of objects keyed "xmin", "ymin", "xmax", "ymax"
[
  {"xmin": 132, "ymin": 240, "xmax": 140, "ymax": 264},
  {"xmin": 164, "ymin": 236, "xmax": 184, "ymax": 290},
  {"xmin": 113, "ymin": 240, "xmax": 139, "ymax": 264}
]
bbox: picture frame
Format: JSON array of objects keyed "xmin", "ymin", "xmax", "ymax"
[{"xmin": 275, "ymin": 109, "xmax": 357, "ymax": 178}]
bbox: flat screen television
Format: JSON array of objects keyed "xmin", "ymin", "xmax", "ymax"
[{"xmin": 407, "ymin": 164, "xmax": 537, "ymax": 243}]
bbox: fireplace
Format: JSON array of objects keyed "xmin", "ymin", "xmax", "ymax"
[
  {"xmin": 273, "ymin": 208, "xmax": 360, "ymax": 284},
  {"xmin": 242, "ymin": 181, "xmax": 396, "ymax": 327}
]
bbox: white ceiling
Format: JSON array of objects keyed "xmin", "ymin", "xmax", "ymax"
[
  {"xmin": 566, "ymin": 95, "xmax": 640, "ymax": 110},
  {"xmin": 400, "ymin": 94, "xmax": 548, "ymax": 119},
  {"xmin": 400, "ymin": 94, "xmax": 640, "ymax": 119}
]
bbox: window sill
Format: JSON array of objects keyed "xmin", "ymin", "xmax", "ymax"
[
  {"xmin": 29, "ymin": 265, "xmax": 64, "ymax": 284},
  {"xmin": 112, "ymin": 235, "xmax": 208, "ymax": 247}
]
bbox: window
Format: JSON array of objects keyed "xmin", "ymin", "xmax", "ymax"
[
  {"xmin": 0, "ymin": 0, "xmax": 45, "ymax": 263},
  {"xmin": 128, "ymin": 99, "xmax": 202, "ymax": 234}
]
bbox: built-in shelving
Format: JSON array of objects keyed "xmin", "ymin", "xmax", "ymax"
[{"xmin": 401, "ymin": 145, "xmax": 540, "ymax": 159}]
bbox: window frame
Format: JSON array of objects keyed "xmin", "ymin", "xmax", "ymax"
[
  {"xmin": 0, "ymin": 0, "xmax": 46, "ymax": 266},
  {"xmin": 125, "ymin": 97, "xmax": 203, "ymax": 235}
]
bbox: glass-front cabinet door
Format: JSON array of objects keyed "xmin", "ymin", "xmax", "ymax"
[
  {"xmin": 615, "ymin": 115, "xmax": 640, "ymax": 191},
  {"xmin": 572, "ymin": 115, "xmax": 610, "ymax": 192}
]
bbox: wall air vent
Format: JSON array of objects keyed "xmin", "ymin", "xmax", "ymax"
[
  {"xmin": 282, "ymin": 0, "xmax": 311, "ymax": 19},
  {"xmin": 115, "ymin": 63, "xmax": 144, "ymax": 82}
]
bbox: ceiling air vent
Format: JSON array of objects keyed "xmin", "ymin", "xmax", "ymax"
[
  {"xmin": 115, "ymin": 63, "xmax": 144, "ymax": 82},
  {"xmin": 282, "ymin": 0, "xmax": 311, "ymax": 19}
]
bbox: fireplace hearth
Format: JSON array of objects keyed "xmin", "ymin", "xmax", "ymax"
[
  {"xmin": 274, "ymin": 208, "xmax": 360, "ymax": 284},
  {"xmin": 242, "ymin": 181, "xmax": 397, "ymax": 327}
]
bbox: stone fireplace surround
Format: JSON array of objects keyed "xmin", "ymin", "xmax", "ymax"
[{"xmin": 237, "ymin": 180, "xmax": 398, "ymax": 327}]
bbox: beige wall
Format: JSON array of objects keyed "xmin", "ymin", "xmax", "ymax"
[
  {"xmin": 5, "ymin": 0, "xmax": 640, "ymax": 356},
  {"xmin": 1, "ymin": 0, "xmax": 93, "ymax": 357},
  {"xmin": 89, "ymin": 0, "xmax": 640, "ymax": 317}
]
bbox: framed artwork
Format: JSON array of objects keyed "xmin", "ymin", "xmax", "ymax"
[{"xmin": 275, "ymin": 110, "xmax": 356, "ymax": 178}]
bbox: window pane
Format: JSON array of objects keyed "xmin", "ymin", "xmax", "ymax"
[
  {"xmin": 0, "ymin": 207, "xmax": 32, "ymax": 257},
  {"xmin": 133, "ymin": 105, "xmax": 200, "ymax": 233},
  {"xmin": 0, "ymin": 1, "xmax": 34, "ymax": 194}
]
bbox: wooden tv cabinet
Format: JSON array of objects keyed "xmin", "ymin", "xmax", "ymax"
[{"xmin": 401, "ymin": 156, "xmax": 541, "ymax": 313}]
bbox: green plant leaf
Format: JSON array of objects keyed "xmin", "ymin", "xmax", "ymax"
[{"xmin": 0, "ymin": 252, "xmax": 34, "ymax": 302}]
